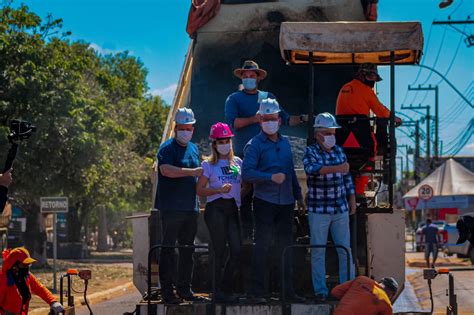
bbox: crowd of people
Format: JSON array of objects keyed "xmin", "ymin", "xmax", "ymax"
[{"xmin": 154, "ymin": 60, "xmax": 400, "ymax": 313}]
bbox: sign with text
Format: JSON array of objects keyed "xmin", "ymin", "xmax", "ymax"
[
  {"xmin": 418, "ymin": 184, "xmax": 434, "ymax": 201},
  {"xmin": 40, "ymin": 197, "xmax": 69, "ymax": 213}
]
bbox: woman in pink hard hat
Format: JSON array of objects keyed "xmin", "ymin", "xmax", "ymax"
[{"xmin": 196, "ymin": 122, "xmax": 242, "ymax": 303}]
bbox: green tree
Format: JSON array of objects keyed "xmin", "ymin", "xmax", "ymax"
[{"xmin": 0, "ymin": 2, "xmax": 169, "ymax": 258}]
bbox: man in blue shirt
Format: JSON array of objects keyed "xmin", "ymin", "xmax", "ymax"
[
  {"xmin": 242, "ymin": 99, "xmax": 305, "ymax": 303},
  {"xmin": 155, "ymin": 108, "xmax": 203, "ymax": 304},
  {"xmin": 225, "ymin": 60, "xmax": 308, "ymax": 242},
  {"xmin": 421, "ymin": 219, "xmax": 441, "ymax": 268},
  {"xmin": 303, "ymin": 112, "xmax": 356, "ymax": 302}
]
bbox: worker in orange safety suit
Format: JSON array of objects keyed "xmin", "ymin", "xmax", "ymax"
[
  {"xmin": 0, "ymin": 247, "xmax": 64, "ymax": 315},
  {"xmin": 331, "ymin": 276, "xmax": 399, "ymax": 315},
  {"xmin": 336, "ymin": 63, "xmax": 402, "ymax": 196}
]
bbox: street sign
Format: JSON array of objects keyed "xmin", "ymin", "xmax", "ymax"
[
  {"xmin": 418, "ymin": 184, "xmax": 434, "ymax": 201},
  {"xmin": 40, "ymin": 196, "xmax": 68, "ymax": 293},
  {"xmin": 407, "ymin": 197, "xmax": 419, "ymax": 210},
  {"xmin": 40, "ymin": 197, "xmax": 69, "ymax": 213}
]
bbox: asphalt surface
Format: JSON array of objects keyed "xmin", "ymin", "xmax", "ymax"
[{"xmin": 75, "ymin": 288, "xmax": 142, "ymax": 315}]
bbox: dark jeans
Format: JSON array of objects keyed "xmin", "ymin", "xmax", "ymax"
[
  {"xmin": 240, "ymin": 185, "xmax": 254, "ymax": 240},
  {"xmin": 159, "ymin": 211, "xmax": 198, "ymax": 296},
  {"xmin": 251, "ymin": 198, "xmax": 295, "ymax": 297},
  {"xmin": 204, "ymin": 198, "xmax": 241, "ymax": 294}
]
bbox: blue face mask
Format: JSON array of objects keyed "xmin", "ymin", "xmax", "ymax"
[{"xmin": 242, "ymin": 78, "xmax": 257, "ymax": 90}]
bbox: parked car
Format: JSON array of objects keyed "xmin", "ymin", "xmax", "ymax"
[
  {"xmin": 415, "ymin": 220, "xmax": 448, "ymax": 252},
  {"xmin": 444, "ymin": 213, "xmax": 474, "ymax": 264}
]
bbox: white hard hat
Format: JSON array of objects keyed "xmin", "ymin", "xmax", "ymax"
[
  {"xmin": 257, "ymin": 98, "xmax": 281, "ymax": 115},
  {"xmin": 313, "ymin": 112, "xmax": 341, "ymax": 129},
  {"xmin": 175, "ymin": 107, "xmax": 196, "ymax": 125}
]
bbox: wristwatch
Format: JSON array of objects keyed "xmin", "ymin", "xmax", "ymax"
[{"xmin": 299, "ymin": 114, "xmax": 306, "ymax": 123}]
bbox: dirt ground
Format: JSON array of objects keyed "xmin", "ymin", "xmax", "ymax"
[{"xmin": 28, "ymin": 258, "xmax": 132, "ymax": 311}]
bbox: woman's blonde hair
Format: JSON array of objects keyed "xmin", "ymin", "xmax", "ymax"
[{"xmin": 205, "ymin": 139, "xmax": 235, "ymax": 165}]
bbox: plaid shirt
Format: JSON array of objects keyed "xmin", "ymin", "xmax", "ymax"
[{"xmin": 303, "ymin": 143, "xmax": 355, "ymax": 214}]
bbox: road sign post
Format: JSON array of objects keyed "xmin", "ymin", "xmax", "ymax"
[{"xmin": 40, "ymin": 197, "xmax": 69, "ymax": 293}]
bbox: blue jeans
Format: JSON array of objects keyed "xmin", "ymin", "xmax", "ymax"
[{"xmin": 308, "ymin": 211, "xmax": 355, "ymax": 296}]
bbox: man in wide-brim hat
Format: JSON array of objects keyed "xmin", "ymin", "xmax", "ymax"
[{"xmin": 224, "ymin": 59, "xmax": 308, "ymax": 243}]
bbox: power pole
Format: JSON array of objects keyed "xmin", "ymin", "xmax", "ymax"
[
  {"xmin": 399, "ymin": 120, "xmax": 421, "ymax": 183},
  {"xmin": 433, "ymin": 19, "xmax": 474, "ymax": 47},
  {"xmin": 408, "ymin": 85, "xmax": 439, "ymax": 158},
  {"xmin": 401, "ymin": 104, "xmax": 431, "ymax": 160},
  {"xmin": 415, "ymin": 120, "xmax": 420, "ymax": 183}
]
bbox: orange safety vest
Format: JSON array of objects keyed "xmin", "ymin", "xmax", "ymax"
[
  {"xmin": 0, "ymin": 248, "xmax": 56, "ymax": 315},
  {"xmin": 331, "ymin": 276, "xmax": 393, "ymax": 315},
  {"xmin": 336, "ymin": 79, "xmax": 390, "ymax": 118}
]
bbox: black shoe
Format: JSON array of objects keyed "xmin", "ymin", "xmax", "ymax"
[
  {"xmin": 287, "ymin": 293, "xmax": 306, "ymax": 303},
  {"xmin": 215, "ymin": 292, "xmax": 239, "ymax": 304},
  {"xmin": 249, "ymin": 296, "xmax": 267, "ymax": 304},
  {"xmin": 162, "ymin": 293, "xmax": 183, "ymax": 304},
  {"xmin": 314, "ymin": 294, "xmax": 327, "ymax": 303}
]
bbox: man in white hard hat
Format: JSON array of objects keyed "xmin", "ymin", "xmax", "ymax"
[
  {"xmin": 303, "ymin": 112, "xmax": 356, "ymax": 302},
  {"xmin": 225, "ymin": 60, "xmax": 308, "ymax": 243},
  {"xmin": 242, "ymin": 99, "xmax": 305, "ymax": 304},
  {"xmin": 155, "ymin": 107, "xmax": 204, "ymax": 304}
]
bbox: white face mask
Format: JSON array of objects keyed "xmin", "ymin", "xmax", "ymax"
[
  {"xmin": 323, "ymin": 135, "xmax": 336, "ymax": 148},
  {"xmin": 216, "ymin": 143, "xmax": 231, "ymax": 156},
  {"xmin": 261, "ymin": 120, "xmax": 279, "ymax": 135},
  {"xmin": 176, "ymin": 130, "xmax": 193, "ymax": 144}
]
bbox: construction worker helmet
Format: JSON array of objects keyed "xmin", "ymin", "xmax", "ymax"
[
  {"xmin": 209, "ymin": 122, "xmax": 234, "ymax": 139},
  {"xmin": 174, "ymin": 107, "xmax": 196, "ymax": 125},
  {"xmin": 358, "ymin": 63, "xmax": 382, "ymax": 82},
  {"xmin": 257, "ymin": 98, "xmax": 281, "ymax": 115},
  {"xmin": 313, "ymin": 112, "xmax": 341, "ymax": 129}
]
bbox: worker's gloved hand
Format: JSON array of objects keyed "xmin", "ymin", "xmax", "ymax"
[{"xmin": 50, "ymin": 301, "xmax": 64, "ymax": 314}]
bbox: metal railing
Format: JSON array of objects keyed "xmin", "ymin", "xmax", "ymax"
[
  {"xmin": 146, "ymin": 244, "xmax": 216, "ymax": 315},
  {"xmin": 281, "ymin": 244, "xmax": 352, "ymax": 314}
]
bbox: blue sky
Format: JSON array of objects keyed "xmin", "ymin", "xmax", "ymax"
[{"xmin": 20, "ymin": 0, "xmax": 473, "ymax": 159}]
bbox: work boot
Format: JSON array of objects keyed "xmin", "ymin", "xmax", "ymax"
[
  {"xmin": 215, "ymin": 292, "xmax": 239, "ymax": 304},
  {"xmin": 161, "ymin": 292, "xmax": 183, "ymax": 304},
  {"xmin": 314, "ymin": 294, "xmax": 327, "ymax": 303},
  {"xmin": 287, "ymin": 293, "xmax": 306, "ymax": 303},
  {"xmin": 249, "ymin": 296, "xmax": 267, "ymax": 304}
]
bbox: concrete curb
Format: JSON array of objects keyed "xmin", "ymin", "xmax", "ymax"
[{"xmin": 30, "ymin": 282, "xmax": 135, "ymax": 314}]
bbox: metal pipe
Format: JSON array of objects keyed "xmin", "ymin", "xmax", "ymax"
[
  {"xmin": 281, "ymin": 244, "xmax": 351, "ymax": 311},
  {"xmin": 389, "ymin": 51, "xmax": 395, "ymax": 208},
  {"xmin": 435, "ymin": 86, "xmax": 439, "ymax": 158},
  {"xmin": 147, "ymin": 244, "xmax": 213, "ymax": 314},
  {"xmin": 307, "ymin": 51, "xmax": 314, "ymax": 145}
]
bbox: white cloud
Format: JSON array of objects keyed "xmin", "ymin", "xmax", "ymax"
[
  {"xmin": 465, "ymin": 143, "xmax": 474, "ymax": 150},
  {"xmin": 151, "ymin": 84, "xmax": 178, "ymax": 104},
  {"xmin": 89, "ymin": 43, "xmax": 132, "ymax": 55}
]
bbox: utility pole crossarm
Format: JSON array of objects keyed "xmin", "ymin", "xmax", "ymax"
[
  {"xmin": 432, "ymin": 20, "xmax": 474, "ymax": 25},
  {"xmin": 406, "ymin": 85, "xmax": 439, "ymax": 158}
]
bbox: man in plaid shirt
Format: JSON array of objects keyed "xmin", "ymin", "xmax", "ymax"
[{"xmin": 303, "ymin": 112, "xmax": 356, "ymax": 302}]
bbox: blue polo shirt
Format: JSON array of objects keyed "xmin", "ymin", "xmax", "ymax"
[
  {"xmin": 224, "ymin": 90, "xmax": 290, "ymax": 157},
  {"xmin": 241, "ymin": 132, "xmax": 302, "ymax": 205},
  {"xmin": 155, "ymin": 138, "xmax": 200, "ymax": 214}
]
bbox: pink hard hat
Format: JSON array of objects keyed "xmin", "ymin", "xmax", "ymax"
[{"xmin": 209, "ymin": 122, "xmax": 234, "ymax": 139}]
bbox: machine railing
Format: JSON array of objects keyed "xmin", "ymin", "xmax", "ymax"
[
  {"xmin": 146, "ymin": 244, "xmax": 216, "ymax": 315},
  {"xmin": 281, "ymin": 244, "xmax": 351, "ymax": 314}
]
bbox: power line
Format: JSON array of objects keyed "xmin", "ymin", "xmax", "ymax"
[
  {"xmin": 435, "ymin": 26, "xmax": 466, "ymax": 85},
  {"xmin": 419, "ymin": 27, "xmax": 448, "ymax": 86}
]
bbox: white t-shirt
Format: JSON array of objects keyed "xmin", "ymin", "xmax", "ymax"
[{"xmin": 201, "ymin": 157, "xmax": 242, "ymax": 207}]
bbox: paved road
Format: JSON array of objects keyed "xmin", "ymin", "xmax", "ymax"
[{"xmin": 76, "ymin": 288, "xmax": 142, "ymax": 315}]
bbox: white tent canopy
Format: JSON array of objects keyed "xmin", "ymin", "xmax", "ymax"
[{"xmin": 403, "ymin": 159, "xmax": 474, "ymax": 210}]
